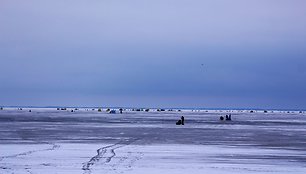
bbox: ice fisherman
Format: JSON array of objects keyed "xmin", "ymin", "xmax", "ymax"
[{"xmin": 181, "ymin": 116, "xmax": 185, "ymax": 125}]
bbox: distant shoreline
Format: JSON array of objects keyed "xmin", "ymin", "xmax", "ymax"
[{"xmin": 1, "ymin": 105, "xmax": 304, "ymax": 112}]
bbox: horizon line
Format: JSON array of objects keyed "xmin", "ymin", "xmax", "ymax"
[{"xmin": 1, "ymin": 105, "xmax": 305, "ymax": 111}]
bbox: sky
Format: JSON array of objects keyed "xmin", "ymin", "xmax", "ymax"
[{"xmin": 1, "ymin": 0, "xmax": 306, "ymax": 109}]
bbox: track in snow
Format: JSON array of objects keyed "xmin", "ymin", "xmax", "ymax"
[{"xmin": 82, "ymin": 138, "xmax": 139, "ymax": 174}]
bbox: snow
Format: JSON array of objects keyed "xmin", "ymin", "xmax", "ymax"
[{"xmin": 0, "ymin": 108, "xmax": 306, "ymax": 173}]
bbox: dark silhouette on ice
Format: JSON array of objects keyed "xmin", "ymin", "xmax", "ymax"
[
  {"xmin": 225, "ymin": 114, "xmax": 232, "ymax": 121},
  {"xmin": 176, "ymin": 116, "xmax": 185, "ymax": 125},
  {"xmin": 109, "ymin": 110, "xmax": 116, "ymax": 114},
  {"xmin": 176, "ymin": 119, "xmax": 182, "ymax": 125}
]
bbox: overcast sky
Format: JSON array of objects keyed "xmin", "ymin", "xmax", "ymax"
[{"xmin": 1, "ymin": 0, "xmax": 306, "ymax": 109}]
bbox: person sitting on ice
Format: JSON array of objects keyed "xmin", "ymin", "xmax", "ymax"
[
  {"xmin": 220, "ymin": 116, "xmax": 224, "ymax": 121},
  {"xmin": 176, "ymin": 119, "xmax": 182, "ymax": 125}
]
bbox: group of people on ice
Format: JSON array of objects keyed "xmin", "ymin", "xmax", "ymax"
[
  {"xmin": 220, "ymin": 114, "xmax": 232, "ymax": 121},
  {"xmin": 176, "ymin": 116, "xmax": 185, "ymax": 125}
]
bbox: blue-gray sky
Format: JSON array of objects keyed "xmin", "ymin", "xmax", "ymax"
[{"xmin": 1, "ymin": 0, "xmax": 306, "ymax": 109}]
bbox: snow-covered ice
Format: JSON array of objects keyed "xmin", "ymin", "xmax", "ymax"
[{"xmin": 0, "ymin": 108, "xmax": 306, "ymax": 173}]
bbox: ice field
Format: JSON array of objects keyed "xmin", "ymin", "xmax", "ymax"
[{"xmin": 0, "ymin": 108, "xmax": 306, "ymax": 174}]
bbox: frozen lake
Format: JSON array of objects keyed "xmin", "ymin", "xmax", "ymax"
[{"xmin": 0, "ymin": 108, "xmax": 306, "ymax": 174}]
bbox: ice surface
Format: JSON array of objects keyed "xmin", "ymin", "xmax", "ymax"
[{"xmin": 0, "ymin": 108, "xmax": 306, "ymax": 173}]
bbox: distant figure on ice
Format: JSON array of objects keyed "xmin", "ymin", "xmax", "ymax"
[
  {"xmin": 119, "ymin": 108, "xmax": 123, "ymax": 114},
  {"xmin": 176, "ymin": 116, "xmax": 185, "ymax": 125},
  {"xmin": 176, "ymin": 119, "xmax": 182, "ymax": 125},
  {"xmin": 220, "ymin": 114, "xmax": 232, "ymax": 121},
  {"xmin": 109, "ymin": 110, "xmax": 116, "ymax": 114},
  {"xmin": 225, "ymin": 114, "xmax": 232, "ymax": 121}
]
